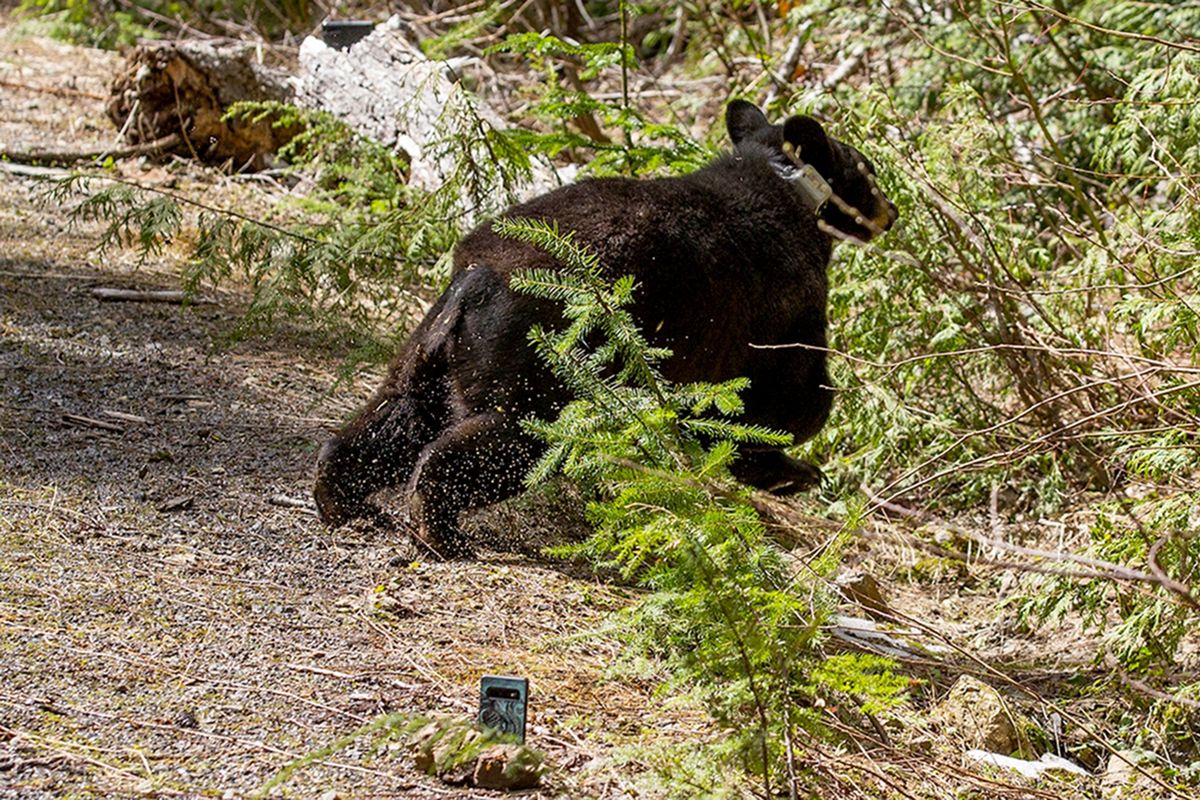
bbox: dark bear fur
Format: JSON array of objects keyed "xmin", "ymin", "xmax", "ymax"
[{"xmin": 314, "ymin": 100, "xmax": 897, "ymax": 558}]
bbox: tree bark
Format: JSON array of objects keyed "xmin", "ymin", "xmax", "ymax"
[{"xmin": 107, "ymin": 40, "xmax": 296, "ymax": 170}]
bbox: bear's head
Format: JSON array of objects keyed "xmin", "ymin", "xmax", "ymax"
[{"xmin": 726, "ymin": 99, "xmax": 898, "ymax": 242}]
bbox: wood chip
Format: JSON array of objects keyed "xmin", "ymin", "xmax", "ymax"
[
  {"xmin": 287, "ymin": 663, "xmax": 358, "ymax": 680},
  {"xmin": 268, "ymin": 494, "xmax": 317, "ymax": 515},
  {"xmin": 162, "ymin": 394, "xmax": 208, "ymax": 404},
  {"xmin": 101, "ymin": 410, "xmax": 149, "ymax": 424}
]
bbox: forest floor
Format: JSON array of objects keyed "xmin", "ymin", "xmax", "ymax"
[
  {"xmin": 0, "ymin": 16, "xmax": 1184, "ymax": 800},
  {"xmin": 0, "ymin": 27, "xmax": 717, "ymax": 800}
]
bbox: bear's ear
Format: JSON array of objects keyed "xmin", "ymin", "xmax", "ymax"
[
  {"xmin": 783, "ymin": 115, "xmax": 835, "ymax": 175},
  {"xmin": 726, "ymin": 99, "xmax": 769, "ymax": 145}
]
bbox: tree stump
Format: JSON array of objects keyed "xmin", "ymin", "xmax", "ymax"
[{"xmin": 107, "ymin": 41, "xmax": 296, "ymax": 169}]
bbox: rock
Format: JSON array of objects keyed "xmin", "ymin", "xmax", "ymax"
[
  {"xmin": 410, "ymin": 719, "xmax": 447, "ymax": 775},
  {"xmin": 406, "ymin": 716, "xmax": 544, "ymax": 790},
  {"xmin": 836, "ymin": 571, "xmax": 891, "ymax": 618},
  {"xmin": 933, "ymin": 676, "xmax": 1030, "ymax": 756},
  {"xmin": 965, "ymin": 749, "xmax": 1088, "ymax": 780},
  {"xmin": 1101, "ymin": 750, "xmax": 1169, "ymax": 800},
  {"xmin": 432, "ymin": 727, "xmax": 482, "ymax": 786},
  {"xmin": 473, "ymin": 743, "xmax": 543, "ymax": 790},
  {"xmin": 412, "ymin": 745, "xmax": 434, "ymax": 775}
]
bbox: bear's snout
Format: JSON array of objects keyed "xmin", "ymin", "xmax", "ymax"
[{"xmin": 314, "ymin": 438, "xmax": 359, "ymax": 526}]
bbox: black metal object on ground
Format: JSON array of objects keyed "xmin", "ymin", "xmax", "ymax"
[
  {"xmin": 479, "ymin": 675, "xmax": 529, "ymax": 744},
  {"xmin": 321, "ymin": 20, "xmax": 376, "ymax": 50}
]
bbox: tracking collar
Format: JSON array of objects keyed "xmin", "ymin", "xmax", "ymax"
[{"xmin": 775, "ymin": 141, "xmax": 833, "ymax": 213}]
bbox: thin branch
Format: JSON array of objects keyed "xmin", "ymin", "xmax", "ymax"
[{"xmin": 0, "ymin": 133, "xmax": 182, "ymax": 166}]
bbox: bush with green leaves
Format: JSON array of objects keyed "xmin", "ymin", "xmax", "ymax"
[
  {"xmin": 488, "ymin": 30, "xmax": 711, "ymax": 176},
  {"xmin": 770, "ymin": 0, "xmax": 1200, "ymax": 693},
  {"xmin": 499, "ymin": 217, "xmax": 909, "ymax": 793},
  {"xmin": 774, "ymin": 3, "xmax": 1200, "ymax": 512},
  {"xmin": 1017, "ymin": 491, "xmax": 1200, "ymax": 670},
  {"xmin": 38, "ymin": 0, "xmax": 1200, "ymax": 783},
  {"xmin": 52, "ymin": 96, "xmax": 536, "ymax": 354}
]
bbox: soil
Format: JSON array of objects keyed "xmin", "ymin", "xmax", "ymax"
[{"xmin": 0, "ymin": 24, "xmax": 706, "ymax": 800}]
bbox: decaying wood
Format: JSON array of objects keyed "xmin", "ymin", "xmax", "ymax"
[
  {"xmin": 294, "ymin": 16, "xmax": 569, "ymax": 204},
  {"xmin": 101, "ymin": 410, "xmax": 149, "ymax": 424},
  {"xmin": 268, "ymin": 494, "xmax": 317, "ymax": 514},
  {"xmin": 293, "ymin": 17, "xmax": 481, "ymax": 192},
  {"xmin": 91, "ymin": 287, "xmax": 214, "ymax": 304},
  {"xmin": 107, "ymin": 41, "xmax": 296, "ymax": 169}
]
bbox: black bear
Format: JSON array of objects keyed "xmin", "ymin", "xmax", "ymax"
[{"xmin": 314, "ymin": 100, "xmax": 897, "ymax": 558}]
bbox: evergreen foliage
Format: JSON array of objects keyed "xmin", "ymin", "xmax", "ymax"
[
  {"xmin": 767, "ymin": 2, "xmax": 1200, "ymax": 691},
  {"xmin": 47, "ymin": 98, "xmax": 533, "ymax": 350},
  {"xmin": 500, "ymin": 217, "xmax": 907, "ymax": 791}
]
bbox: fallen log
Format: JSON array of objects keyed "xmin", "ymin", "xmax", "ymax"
[
  {"xmin": 62, "ymin": 413, "xmax": 124, "ymax": 433},
  {"xmin": 91, "ymin": 287, "xmax": 215, "ymax": 304},
  {"xmin": 293, "ymin": 16, "xmax": 571, "ymax": 217},
  {"xmin": 99, "ymin": 19, "xmax": 570, "ymax": 214},
  {"xmin": 0, "ymin": 133, "xmax": 181, "ymax": 167}
]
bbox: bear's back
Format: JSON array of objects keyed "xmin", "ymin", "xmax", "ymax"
[{"xmin": 451, "ymin": 152, "xmax": 833, "ymax": 383}]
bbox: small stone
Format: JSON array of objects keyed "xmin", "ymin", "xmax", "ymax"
[
  {"xmin": 410, "ymin": 720, "xmax": 442, "ymax": 748},
  {"xmin": 432, "ymin": 725, "xmax": 482, "ymax": 785},
  {"xmin": 157, "ymin": 495, "xmax": 194, "ymax": 512},
  {"xmin": 836, "ymin": 570, "xmax": 890, "ymax": 617},
  {"xmin": 1102, "ymin": 749, "xmax": 1168, "ymax": 800},
  {"xmin": 933, "ymin": 675, "xmax": 1030, "ymax": 756},
  {"xmin": 473, "ymin": 743, "xmax": 543, "ymax": 790}
]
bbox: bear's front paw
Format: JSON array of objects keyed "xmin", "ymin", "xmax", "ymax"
[{"xmin": 764, "ymin": 458, "xmax": 824, "ymax": 496}]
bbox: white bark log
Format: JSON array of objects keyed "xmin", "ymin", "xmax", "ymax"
[{"xmin": 293, "ymin": 16, "xmax": 572, "ymax": 221}]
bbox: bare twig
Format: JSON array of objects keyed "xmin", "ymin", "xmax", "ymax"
[
  {"xmin": 861, "ymin": 485, "xmax": 1200, "ymax": 610},
  {"xmin": 91, "ymin": 287, "xmax": 214, "ymax": 304},
  {"xmin": 62, "ymin": 413, "xmax": 123, "ymax": 433},
  {"xmin": 101, "ymin": 410, "xmax": 149, "ymax": 424},
  {"xmin": 0, "ymin": 133, "xmax": 182, "ymax": 166},
  {"xmin": 0, "ymin": 78, "xmax": 107, "ymax": 100}
]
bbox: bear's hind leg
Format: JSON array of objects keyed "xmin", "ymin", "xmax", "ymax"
[{"xmin": 407, "ymin": 412, "xmax": 542, "ymax": 559}]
